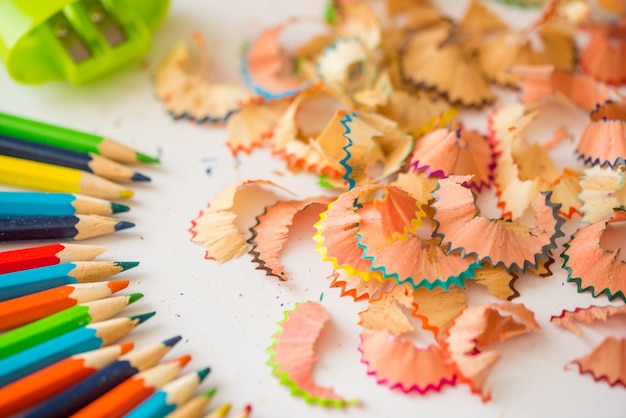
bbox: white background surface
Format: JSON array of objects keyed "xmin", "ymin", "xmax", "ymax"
[{"xmin": 1, "ymin": 1, "xmax": 625, "ymax": 417}]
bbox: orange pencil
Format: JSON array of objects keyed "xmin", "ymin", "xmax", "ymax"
[
  {"xmin": 0, "ymin": 342, "xmax": 133, "ymax": 417},
  {"xmin": 0, "ymin": 280, "xmax": 129, "ymax": 331},
  {"xmin": 73, "ymin": 355, "xmax": 192, "ymax": 418}
]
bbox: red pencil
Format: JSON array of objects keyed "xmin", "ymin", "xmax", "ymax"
[
  {"xmin": 0, "ymin": 342, "xmax": 133, "ymax": 417},
  {"xmin": 0, "ymin": 280, "xmax": 129, "ymax": 331},
  {"xmin": 73, "ymin": 355, "xmax": 192, "ymax": 418},
  {"xmin": 0, "ymin": 243, "xmax": 106, "ymax": 274}
]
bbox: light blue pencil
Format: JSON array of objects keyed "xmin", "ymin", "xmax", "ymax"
[
  {"xmin": 126, "ymin": 368, "xmax": 211, "ymax": 418},
  {"xmin": 0, "ymin": 191, "xmax": 129, "ymax": 216}
]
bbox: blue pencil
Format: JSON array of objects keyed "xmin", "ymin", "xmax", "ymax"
[
  {"xmin": 26, "ymin": 335, "xmax": 182, "ymax": 418},
  {"xmin": 126, "ymin": 368, "xmax": 211, "ymax": 418},
  {"xmin": 0, "ymin": 260, "xmax": 139, "ymax": 301},
  {"xmin": 0, "ymin": 191, "xmax": 129, "ymax": 216},
  {"xmin": 0, "ymin": 214, "xmax": 135, "ymax": 241},
  {"xmin": 0, "ymin": 134, "xmax": 151, "ymax": 182},
  {"xmin": 0, "ymin": 312, "xmax": 154, "ymax": 386}
]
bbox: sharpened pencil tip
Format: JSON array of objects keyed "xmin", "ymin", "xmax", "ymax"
[
  {"xmin": 136, "ymin": 152, "xmax": 160, "ymax": 164},
  {"xmin": 128, "ymin": 293, "xmax": 144, "ymax": 304},
  {"xmin": 131, "ymin": 311, "xmax": 155, "ymax": 324},
  {"xmin": 115, "ymin": 261, "xmax": 139, "ymax": 271},
  {"xmin": 108, "ymin": 280, "xmax": 130, "ymax": 293},
  {"xmin": 214, "ymin": 404, "xmax": 231, "ymax": 417},
  {"xmin": 198, "ymin": 367, "xmax": 211, "ymax": 381},
  {"xmin": 163, "ymin": 335, "xmax": 182, "ymax": 347},
  {"xmin": 177, "ymin": 354, "xmax": 192, "ymax": 367},
  {"xmin": 119, "ymin": 189, "xmax": 134, "ymax": 199},
  {"xmin": 111, "ymin": 202, "xmax": 130, "ymax": 213},
  {"xmin": 114, "ymin": 221, "xmax": 135, "ymax": 231},
  {"xmin": 131, "ymin": 172, "xmax": 151, "ymax": 182},
  {"xmin": 203, "ymin": 387, "xmax": 217, "ymax": 398},
  {"xmin": 120, "ymin": 341, "xmax": 135, "ymax": 354}
]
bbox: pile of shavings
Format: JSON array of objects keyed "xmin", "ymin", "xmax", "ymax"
[{"xmin": 156, "ymin": 0, "xmax": 626, "ymax": 408}]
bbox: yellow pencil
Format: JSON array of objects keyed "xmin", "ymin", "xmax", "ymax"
[{"xmin": 0, "ymin": 155, "xmax": 133, "ymax": 199}]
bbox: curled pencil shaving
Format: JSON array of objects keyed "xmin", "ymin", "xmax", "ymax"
[
  {"xmin": 400, "ymin": 21, "xmax": 496, "ymax": 107},
  {"xmin": 314, "ymin": 184, "xmax": 426, "ymax": 282},
  {"xmin": 511, "ymin": 66, "xmax": 614, "ymax": 112},
  {"xmin": 153, "ymin": 32, "xmax": 255, "ymax": 122},
  {"xmin": 190, "ymin": 180, "xmax": 290, "ymax": 263},
  {"xmin": 411, "ymin": 285, "xmax": 467, "ymax": 338},
  {"xmin": 408, "ymin": 127, "xmax": 495, "ymax": 192},
  {"xmin": 579, "ymin": 20, "xmax": 626, "ymax": 86},
  {"xmin": 269, "ymin": 85, "xmax": 356, "ymax": 178},
  {"xmin": 226, "ymin": 98, "xmax": 291, "ymax": 155},
  {"xmin": 578, "ymin": 165, "xmax": 626, "ymax": 223},
  {"xmin": 359, "ymin": 328, "xmax": 458, "ymax": 394},
  {"xmin": 472, "ymin": 265, "xmax": 520, "ymax": 301},
  {"xmin": 249, "ymin": 197, "xmax": 333, "ymax": 281},
  {"xmin": 317, "ymin": 38, "xmax": 391, "ymax": 107},
  {"xmin": 432, "ymin": 176, "xmax": 565, "ymax": 273},
  {"xmin": 443, "ymin": 302, "xmax": 540, "ymax": 401},
  {"xmin": 315, "ymin": 111, "xmax": 413, "ymax": 189},
  {"xmin": 477, "ymin": 0, "xmax": 579, "ymax": 87},
  {"xmin": 267, "ymin": 301, "xmax": 358, "ymax": 407},
  {"xmin": 242, "ymin": 19, "xmax": 326, "ymax": 99},
  {"xmin": 489, "ymin": 102, "xmax": 582, "ymax": 219},
  {"xmin": 333, "ymin": 1, "xmax": 382, "ymax": 50},
  {"xmin": 328, "ymin": 268, "xmax": 386, "ymax": 302},
  {"xmin": 459, "ymin": 0, "xmax": 509, "ymax": 37},
  {"xmin": 358, "ymin": 283, "xmax": 416, "ymax": 336},
  {"xmin": 567, "ymin": 337, "xmax": 626, "ymax": 387},
  {"xmin": 561, "ymin": 208, "xmax": 626, "ymax": 302},
  {"xmin": 578, "ymin": 100, "xmax": 626, "ymax": 169},
  {"xmin": 551, "ymin": 305, "xmax": 626, "ymax": 336}
]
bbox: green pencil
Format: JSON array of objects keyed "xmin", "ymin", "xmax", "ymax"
[
  {"xmin": 0, "ymin": 112, "xmax": 159, "ymax": 164},
  {"xmin": 0, "ymin": 293, "xmax": 143, "ymax": 359}
]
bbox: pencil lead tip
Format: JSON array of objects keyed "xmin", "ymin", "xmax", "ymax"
[
  {"xmin": 131, "ymin": 311, "xmax": 155, "ymax": 324},
  {"xmin": 176, "ymin": 354, "xmax": 192, "ymax": 367},
  {"xmin": 198, "ymin": 367, "xmax": 211, "ymax": 381},
  {"xmin": 128, "ymin": 293, "xmax": 144, "ymax": 304},
  {"xmin": 163, "ymin": 335, "xmax": 183, "ymax": 347},
  {"xmin": 203, "ymin": 387, "xmax": 217, "ymax": 397},
  {"xmin": 108, "ymin": 280, "xmax": 130, "ymax": 293},
  {"xmin": 114, "ymin": 221, "xmax": 135, "ymax": 231},
  {"xmin": 136, "ymin": 152, "xmax": 160, "ymax": 164},
  {"xmin": 115, "ymin": 261, "xmax": 139, "ymax": 271},
  {"xmin": 120, "ymin": 341, "xmax": 135, "ymax": 354},
  {"xmin": 111, "ymin": 202, "xmax": 130, "ymax": 213},
  {"xmin": 131, "ymin": 172, "xmax": 151, "ymax": 182}
]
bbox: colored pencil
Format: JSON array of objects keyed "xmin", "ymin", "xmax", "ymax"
[
  {"xmin": 0, "ymin": 312, "xmax": 154, "ymax": 386},
  {"xmin": 0, "ymin": 280, "xmax": 129, "ymax": 331},
  {"xmin": 166, "ymin": 388, "xmax": 217, "ymax": 418},
  {"xmin": 0, "ymin": 134, "xmax": 151, "ymax": 182},
  {"xmin": 0, "ymin": 342, "xmax": 134, "ymax": 417},
  {"xmin": 0, "ymin": 155, "xmax": 134, "ymax": 199},
  {"xmin": 0, "ymin": 191, "xmax": 129, "ymax": 216},
  {"xmin": 0, "ymin": 293, "xmax": 142, "ymax": 358},
  {"xmin": 0, "ymin": 260, "xmax": 139, "ymax": 301},
  {"xmin": 234, "ymin": 404, "xmax": 252, "ymax": 418},
  {"xmin": 127, "ymin": 368, "xmax": 211, "ymax": 418},
  {"xmin": 0, "ymin": 111, "xmax": 159, "ymax": 164},
  {"xmin": 72, "ymin": 354, "xmax": 192, "ymax": 418},
  {"xmin": 204, "ymin": 404, "xmax": 232, "ymax": 418},
  {"xmin": 0, "ymin": 243, "xmax": 106, "ymax": 274},
  {"xmin": 28, "ymin": 336, "xmax": 182, "ymax": 418},
  {"xmin": 0, "ymin": 214, "xmax": 135, "ymax": 242}
]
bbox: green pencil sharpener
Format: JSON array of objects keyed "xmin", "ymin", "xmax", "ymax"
[{"xmin": 0, "ymin": 0, "xmax": 170, "ymax": 84}]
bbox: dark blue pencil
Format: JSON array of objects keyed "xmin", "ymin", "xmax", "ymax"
[
  {"xmin": 0, "ymin": 214, "xmax": 134, "ymax": 241},
  {"xmin": 0, "ymin": 312, "xmax": 154, "ymax": 386},
  {"xmin": 0, "ymin": 134, "xmax": 151, "ymax": 182},
  {"xmin": 26, "ymin": 335, "xmax": 182, "ymax": 418}
]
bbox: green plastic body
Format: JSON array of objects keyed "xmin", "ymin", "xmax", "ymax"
[{"xmin": 0, "ymin": 0, "xmax": 170, "ymax": 84}]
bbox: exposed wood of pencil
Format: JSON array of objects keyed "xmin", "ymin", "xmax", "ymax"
[{"xmin": 0, "ymin": 215, "xmax": 135, "ymax": 241}]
